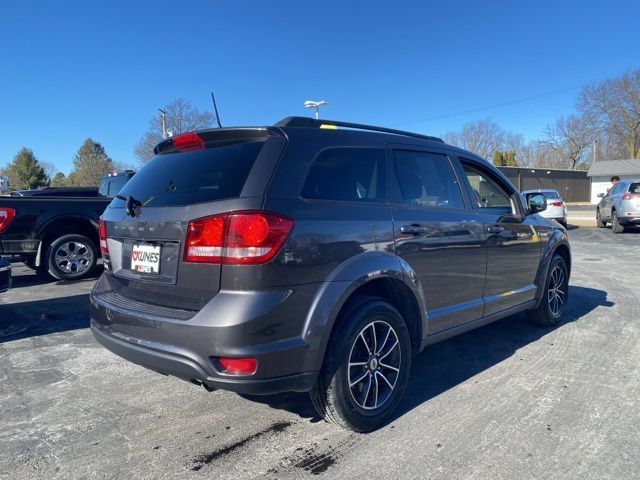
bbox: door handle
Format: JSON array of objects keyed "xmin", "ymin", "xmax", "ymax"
[
  {"xmin": 400, "ymin": 225, "xmax": 428, "ymax": 235},
  {"xmin": 486, "ymin": 225, "xmax": 504, "ymax": 234}
]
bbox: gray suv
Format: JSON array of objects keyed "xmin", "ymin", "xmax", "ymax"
[
  {"xmin": 90, "ymin": 117, "xmax": 571, "ymax": 432},
  {"xmin": 596, "ymin": 179, "xmax": 640, "ymax": 233}
]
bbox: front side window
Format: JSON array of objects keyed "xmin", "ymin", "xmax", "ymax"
[
  {"xmin": 391, "ymin": 150, "xmax": 465, "ymax": 209},
  {"xmin": 611, "ymin": 182, "xmax": 625, "ymax": 196},
  {"xmin": 462, "ymin": 163, "xmax": 514, "ymax": 215},
  {"xmin": 301, "ymin": 148, "xmax": 385, "ymax": 202}
]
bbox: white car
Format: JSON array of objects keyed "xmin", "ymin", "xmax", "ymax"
[{"xmin": 521, "ymin": 189, "xmax": 567, "ymax": 227}]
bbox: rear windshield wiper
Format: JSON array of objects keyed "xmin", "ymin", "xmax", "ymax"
[
  {"xmin": 124, "ymin": 195, "xmax": 143, "ymax": 217},
  {"xmin": 116, "ymin": 194, "xmax": 154, "ymax": 217}
]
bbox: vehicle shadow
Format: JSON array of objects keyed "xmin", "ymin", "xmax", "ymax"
[
  {"xmin": 245, "ymin": 285, "xmax": 612, "ymax": 424},
  {"xmin": 395, "ymin": 285, "xmax": 611, "ymax": 420},
  {"xmin": 8, "ymin": 265, "xmax": 102, "ymax": 290},
  {"xmin": 0, "ymin": 294, "xmax": 90, "ymax": 342}
]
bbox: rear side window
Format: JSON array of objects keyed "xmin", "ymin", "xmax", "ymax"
[
  {"xmin": 629, "ymin": 183, "xmax": 640, "ymax": 194},
  {"xmin": 302, "ymin": 148, "xmax": 385, "ymax": 202},
  {"xmin": 391, "ymin": 150, "xmax": 465, "ymax": 209},
  {"xmin": 112, "ymin": 140, "xmax": 264, "ymax": 207}
]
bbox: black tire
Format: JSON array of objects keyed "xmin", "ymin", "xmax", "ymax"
[
  {"xmin": 310, "ymin": 296, "xmax": 412, "ymax": 432},
  {"xmin": 527, "ymin": 254, "xmax": 569, "ymax": 327},
  {"xmin": 46, "ymin": 234, "xmax": 98, "ymax": 280},
  {"xmin": 596, "ymin": 209, "xmax": 606, "ymax": 228},
  {"xmin": 611, "ymin": 210, "xmax": 625, "ymax": 234}
]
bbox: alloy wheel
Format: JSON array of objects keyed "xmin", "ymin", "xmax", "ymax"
[
  {"xmin": 54, "ymin": 241, "xmax": 94, "ymax": 274},
  {"xmin": 547, "ymin": 264, "xmax": 566, "ymax": 317},
  {"xmin": 347, "ymin": 320, "xmax": 401, "ymax": 410}
]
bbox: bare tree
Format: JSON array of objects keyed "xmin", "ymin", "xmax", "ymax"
[
  {"xmin": 40, "ymin": 161, "xmax": 56, "ymax": 184},
  {"xmin": 542, "ymin": 114, "xmax": 594, "ymax": 169},
  {"xmin": 578, "ymin": 69, "xmax": 640, "ymax": 159},
  {"xmin": 134, "ymin": 98, "xmax": 215, "ymax": 163},
  {"xmin": 443, "ymin": 119, "xmax": 506, "ymax": 160}
]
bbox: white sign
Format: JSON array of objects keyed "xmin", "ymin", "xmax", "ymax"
[{"xmin": 131, "ymin": 244, "xmax": 161, "ymax": 274}]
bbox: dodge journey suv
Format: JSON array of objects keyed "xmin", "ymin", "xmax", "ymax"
[{"xmin": 91, "ymin": 117, "xmax": 571, "ymax": 432}]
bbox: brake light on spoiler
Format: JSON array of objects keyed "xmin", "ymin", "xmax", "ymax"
[
  {"xmin": 0, "ymin": 207, "xmax": 16, "ymax": 233},
  {"xmin": 184, "ymin": 211, "xmax": 293, "ymax": 264},
  {"xmin": 172, "ymin": 132, "xmax": 205, "ymax": 152}
]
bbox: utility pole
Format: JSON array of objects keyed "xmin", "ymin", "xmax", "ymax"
[
  {"xmin": 593, "ymin": 139, "xmax": 597, "ymax": 163},
  {"xmin": 158, "ymin": 108, "xmax": 168, "ymax": 139}
]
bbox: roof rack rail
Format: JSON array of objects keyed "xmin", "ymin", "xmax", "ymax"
[{"xmin": 275, "ymin": 116, "xmax": 444, "ymax": 143}]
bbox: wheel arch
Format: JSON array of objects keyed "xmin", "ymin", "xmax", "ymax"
[
  {"xmin": 302, "ymin": 251, "xmax": 426, "ymax": 373},
  {"xmin": 35, "ymin": 215, "xmax": 99, "ymax": 266},
  {"xmin": 532, "ymin": 230, "xmax": 571, "ymax": 308}
]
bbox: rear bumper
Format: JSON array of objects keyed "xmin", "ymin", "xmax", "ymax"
[
  {"xmin": 91, "ymin": 322, "xmax": 316, "ymax": 394},
  {"xmin": 542, "ymin": 209, "xmax": 567, "ymax": 224},
  {"xmin": 0, "ymin": 238, "xmax": 39, "ymax": 255},
  {"xmin": 89, "ymin": 273, "xmax": 322, "ymax": 394},
  {"xmin": 618, "ymin": 216, "xmax": 640, "ymax": 225}
]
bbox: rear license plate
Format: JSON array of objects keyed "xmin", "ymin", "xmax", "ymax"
[{"xmin": 131, "ymin": 244, "xmax": 161, "ymax": 274}]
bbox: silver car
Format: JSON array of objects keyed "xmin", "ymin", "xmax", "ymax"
[
  {"xmin": 596, "ymin": 179, "xmax": 640, "ymax": 233},
  {"xmin": 521, "ymin": 189, "xmax": 567, "ymax": 226}
]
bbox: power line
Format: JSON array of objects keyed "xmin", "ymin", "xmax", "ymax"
[{"xmin": 394, "ymin": 85, "xmax": 583, "ymax": 127}]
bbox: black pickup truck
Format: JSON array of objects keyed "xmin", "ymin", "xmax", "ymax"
[{"xmin": 0, "ymin": 171, "xmax": 134, "ymax": 280}]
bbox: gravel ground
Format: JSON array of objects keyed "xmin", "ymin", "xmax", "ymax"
[{"xmin": 0, "ymin": 226, "xmax": 638, "ymax": 480}]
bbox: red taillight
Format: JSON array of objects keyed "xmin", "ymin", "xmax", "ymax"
[
  {"xmin": 0, "ymin": 207, "xmax": 16, "ymax": 234},
  {"xmin": 184, "ymin": 215, "xmax": 225, "ymax": 263},
  {"xmin": 550, "ymin": 201, "xmax": 564, "ymax": 207},
  {"xmin": 172, "ymin": 132, "xmax": 205, "ymax": 152},
  {"xmin": 217, "ymin": 357, "xmax": 258, "ymax": 375},
  {"xmin": 622, "ymin": 193, "xmax": 640, "ymax": 200},
  {"xmin": 184, "ymin": 211, "xmax": 293, "ymax": 264},
  {"xmin": 98, "ymin": 217, "xmax": 108, "ymax": 254}
]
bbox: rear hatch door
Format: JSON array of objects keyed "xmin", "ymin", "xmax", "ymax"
[{"xmin": 100, "ymin": 128, "xmax": 285, "ymax": 312}]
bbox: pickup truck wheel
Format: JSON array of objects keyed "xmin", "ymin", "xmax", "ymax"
[
  {"xmin": 46, "ymin": 234, "xmax": 97, "ymax": 280},
  {"xmin": 310, "ymin": 296, "xmax": 411, "ymax": 432},
  {"xmin": 527, "ymin": 254, "xmax": 569, "ymax": 327}
]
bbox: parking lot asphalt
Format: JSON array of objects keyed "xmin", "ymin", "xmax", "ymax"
[
  {"xmin": 1, "ymin": 226, "xmax": 639, "ymax": 480},
  {"xmin": 566, "ymin": 204, "xmax": 596, "ymax": 226}
]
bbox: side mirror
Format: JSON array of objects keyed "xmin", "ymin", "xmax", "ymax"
[
  {"xmin": 526, "ymin": 192, "xmax": 547, "ymax": 214},
  {"xmin": 597, "ymin": 193, "xmax": 605, "ymax": 198}
]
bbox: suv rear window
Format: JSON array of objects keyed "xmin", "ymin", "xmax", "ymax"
[
  {"xmin": 540, "ymin": 190, "xmax": 560, "ymax": 199},
  {"xmin": 301, "ymin": 148, "xmax": 385, "ymax": 202},
  {"xmin": 100, "ymin": 175, "xmax": 131, "ymax": 198},
  {"xmin": 112, "ymin": 139, "xmax": 264, "ymax": 207}
]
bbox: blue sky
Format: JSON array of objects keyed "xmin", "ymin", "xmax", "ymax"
[{"xmin": 1, "ymin": 0, "xmax": 638, "ymax": 174}]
